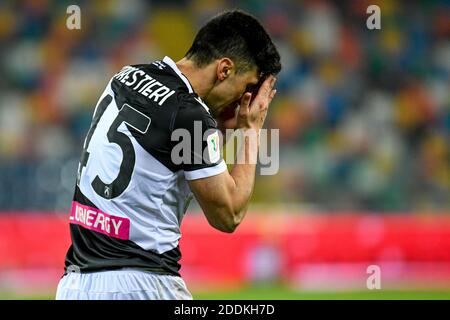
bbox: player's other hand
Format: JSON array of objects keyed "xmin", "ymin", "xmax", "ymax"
[{"xmin": 236, "ymin": 75, "xmax": 277, "ymax": 131}]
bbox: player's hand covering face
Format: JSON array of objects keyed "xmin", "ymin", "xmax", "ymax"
[
  {"xmin": 235, "ymin": 75, "xmax": 277, "ymax": 131},
  {"xmin": 216, "ymin": 75, "xmax": 276, "ymax": 130},
  {"xmin": 205, "ymin": 59, "xmax": 260, "ymax": 115},
  {"xmin": 216, "ymin": 74, "xmax": 273, "ymax": 131}
]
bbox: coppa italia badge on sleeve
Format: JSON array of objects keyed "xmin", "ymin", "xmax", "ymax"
[{"xmin": 206, "ymin": 131, "xmax": 221, "ymax": 164}]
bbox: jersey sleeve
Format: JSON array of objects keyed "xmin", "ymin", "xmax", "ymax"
[{"xmin": 172, "ymin": 98, "xmax": 227, "ymax": 180}]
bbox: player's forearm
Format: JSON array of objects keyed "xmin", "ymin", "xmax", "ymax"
[
  {"xmin": 227, "ymin": 128, "xmax": 260, "ymax": 226},
  {"xmin": 186, "ymin": 129, "xmax": 259, "ymax": 233}
]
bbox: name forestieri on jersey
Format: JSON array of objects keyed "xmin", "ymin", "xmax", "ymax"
[{"xmin": 113, "ymin": 65, "xmax": 175, "ymax": 106}]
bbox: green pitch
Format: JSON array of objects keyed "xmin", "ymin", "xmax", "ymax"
[
  {"xmin": 1, "ymin": 284, "xmax": 449, "ymax": 300},
  {"xmin": 193, "ymin": 285, "xmax": 450, "ymax": 300}
]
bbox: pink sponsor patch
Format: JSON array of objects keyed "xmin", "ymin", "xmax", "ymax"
[{"xmin": 69, "ymin": 201, "xmax": 130, "ymax": 240}]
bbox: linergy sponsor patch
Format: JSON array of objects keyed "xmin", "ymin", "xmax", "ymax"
[
  {"xmin": 206, "ymin": 131, "xmax": 220, "ymax": 163},
  {"xmin": 70, "ymin": 201, "xmax": 130, "ymax": 240}
]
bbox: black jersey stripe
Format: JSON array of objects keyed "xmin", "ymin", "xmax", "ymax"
[{"xmin": 64, "ymin": 186, "xmax": 182, "ymax": 276}]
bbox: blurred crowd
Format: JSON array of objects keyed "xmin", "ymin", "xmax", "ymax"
[{"xmin": 0, "ymin": 0, "xmax": 448, "ymax": 212}]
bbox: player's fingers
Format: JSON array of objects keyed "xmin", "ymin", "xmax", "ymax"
[
  {"xmin": 261, "ymin": 75, "xmax": 276, "ymax": 97},
  {"xmin": 254, "ymin": 76, "xmax": 270, "ymax": 99},
  {"xmin": 269, "ymin": 77, "xmax": 277, "ymax": 95},
  {"xmin": 267, "ymin": 89, "xmax": 277, "ymax": 104},
  {"xmin": 238, "ymin": 92, "xmax": 252, "ymax": 116}
]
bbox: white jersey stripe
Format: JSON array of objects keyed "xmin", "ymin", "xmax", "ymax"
[
  {"xmin": 162, "ymin": 56, "xmax": 194, "ymax": 93},
  {"xmin": 184, "ymin": 160, "xmax": 227, "ymax": 180}
]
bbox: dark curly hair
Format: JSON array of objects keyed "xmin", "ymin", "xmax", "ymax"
[{"xmin": 185, "ymin": 10, "xmax": 281, "ymax": 77}]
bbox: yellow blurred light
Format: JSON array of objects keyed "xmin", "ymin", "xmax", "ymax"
[
  {"xmin": 0, "ymin": 9, "xmax": 16, "ymax": 38},
  {"xmin": 318, "ymin": 60, "xmax": 341, "ymax": 87},
  {"xmin": 148, "ymin": 9, "xmax": 195, "ymax": 60},
  {"xmin": 381, "ymin": 29, "xmax": 402, "ymax": 53}
]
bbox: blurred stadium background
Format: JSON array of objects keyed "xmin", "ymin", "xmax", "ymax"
[{"xmin": 0, "ymin": 0, "xmax": 449, "ymax": 299}]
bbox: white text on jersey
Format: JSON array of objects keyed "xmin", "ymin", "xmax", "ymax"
[{"xmin": 114, "ymin": 65, "xmax": 175, "ymax": 106}]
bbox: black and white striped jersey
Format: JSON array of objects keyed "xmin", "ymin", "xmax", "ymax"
[{"xmin": 64, "ymin": 56, "xmax": 226, "ymax": 276}]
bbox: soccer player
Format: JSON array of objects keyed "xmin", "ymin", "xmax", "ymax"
[{"xmin": 56, "ymin": 10, "xmax": 281, "ymax": 300}]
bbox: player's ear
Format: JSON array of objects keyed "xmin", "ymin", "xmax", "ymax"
[{"xmin": 216, "ymin": 58, "xmax": 234, "ymax": 81}]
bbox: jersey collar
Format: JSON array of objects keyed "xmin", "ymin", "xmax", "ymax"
[
  {"xmin": 162, "ymin": 56, "xmax": 210, "ymax": 113},
  {"xmin": 163, "ymin": 56, "xmax": 194, "ymax": 94}
]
